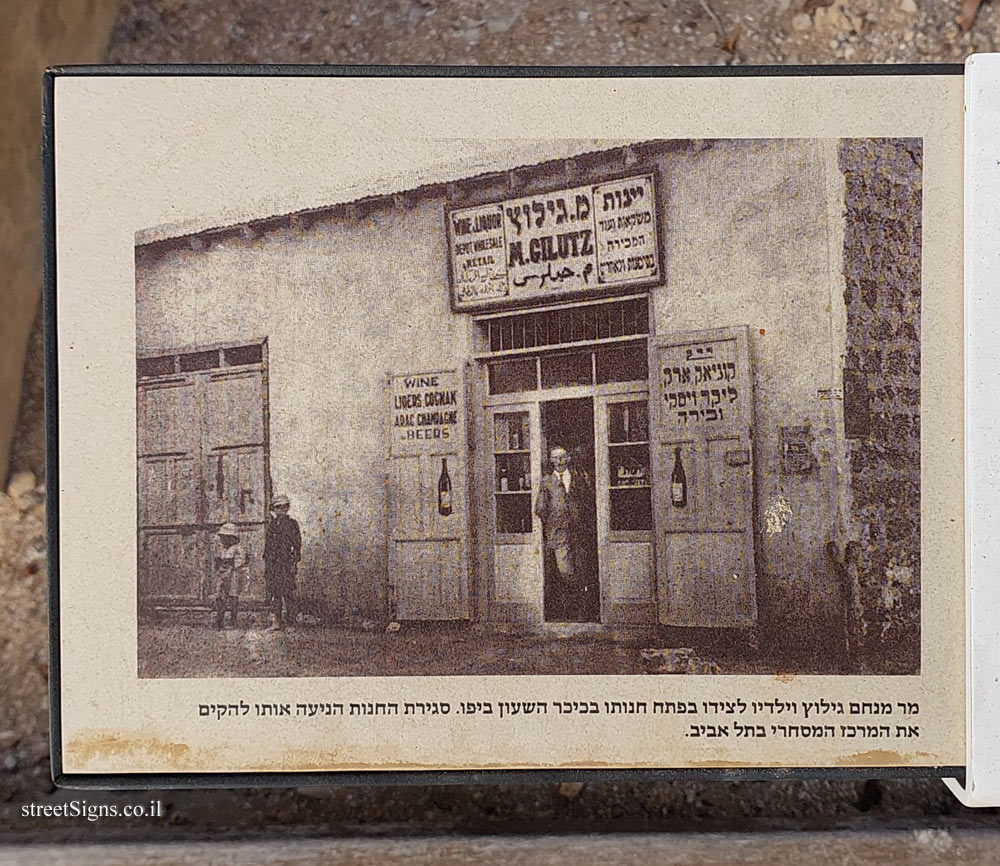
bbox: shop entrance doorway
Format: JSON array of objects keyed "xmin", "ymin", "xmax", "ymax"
[
  {"xmin": 539, "ymin": 398, "xmax": 600, "ymax": 623},
  {"xmin": 478, "ymin": 296, "xmax": 654, "ymax": 632}
]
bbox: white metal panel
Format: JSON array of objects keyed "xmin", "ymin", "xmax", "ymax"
[{"xmin": 947, "ymin": 54, "xmax": 1000, "ymax": 807}]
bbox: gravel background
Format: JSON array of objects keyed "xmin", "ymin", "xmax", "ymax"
[{"xmin": 3, "ymin": 0, "xmax": 998, "ymax": 842}]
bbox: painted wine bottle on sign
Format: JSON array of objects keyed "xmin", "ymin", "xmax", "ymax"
[
  {"xmin": 438, "ymin": 457, "xmax": 453, "ymax": 516},
  {"xmin": 671, "ymin": 446, "xmax": 687, "ymax": 508}
]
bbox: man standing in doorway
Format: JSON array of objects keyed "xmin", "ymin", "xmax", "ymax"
[
  {"xmin": 264, "ymin": 494, "xmax": 301, "ymax": 631},
  {"xmin": 534, "ymin": 445, "xmax": 596, "ymax": 621}
]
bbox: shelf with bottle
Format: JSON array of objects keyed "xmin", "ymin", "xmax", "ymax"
[
  {"xmin": 609, "ymin": 473, "xmax": 650, "ymax": 489},
  {"xmin": 495, "ymin": 453, "xmax": 532, "ymax": 494},
  {"xmin": 494, "ymin": 412, "xmax": 530, "ymax": 454},
  {"xmin": 608, "ymin": 444, "xmax": 650, "ymax": 490},
  {"xmin": 608, "ymin": 401, "xmax": 650, "ymax": 444}
]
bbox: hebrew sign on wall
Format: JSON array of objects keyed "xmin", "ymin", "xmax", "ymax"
[
  {"xmin": 447, "ymin": 173, "xmax": 660, "ymax": 311},
  {"xmin": 656, "ymin": 338, "xmax": 746, "ymax": 430}
]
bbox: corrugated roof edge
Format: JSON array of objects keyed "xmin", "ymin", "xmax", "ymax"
[{"xmin": 133, "ymin": 138, "xmax": 666, "ymax": 248}]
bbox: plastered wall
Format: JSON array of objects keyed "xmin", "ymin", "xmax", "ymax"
[{"xmin": 136, "ymin": 139, "xmax": 882, "ymax": 646}]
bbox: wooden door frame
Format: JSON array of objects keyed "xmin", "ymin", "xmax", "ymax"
[
  {"xmin": 136, "ymin": 337, "xmax": 271, "ymax": 607},
  {"xmin": 480, "ymin": 375, "xmax": 652, "ymax": 629}
]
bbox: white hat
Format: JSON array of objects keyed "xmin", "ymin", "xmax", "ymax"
[
  {"xmin": 218, "ymin": 522, "xmax": 239, "ymax": 536},
  {"xmin": 272, "ymin": 494, "xmax": 290, "ymax": 507}
]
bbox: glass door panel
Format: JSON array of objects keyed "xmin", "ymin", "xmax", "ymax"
[
  {"xmin": 606, "ymin": 400, "xmax": 652, "ymax": 532},
  {"xmin": 493, "ymin": 410, "xmax": 533, "ymax": 541}
]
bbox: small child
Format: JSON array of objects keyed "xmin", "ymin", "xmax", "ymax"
[{"xmin": 213, "ymin": 523, "xmax": 248, "ymax": 629}]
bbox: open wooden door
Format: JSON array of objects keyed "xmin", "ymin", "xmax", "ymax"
[
  {"xmin": 649, "ymin": 326, "xmax": 757, "ymax": 628},
  {"xmin": 485, "ymin": 401, "xmax": 543, "ymax": 623},
  {"xmin": 387, "ymin": 368, "xmax": 470, "ymax": 620}
]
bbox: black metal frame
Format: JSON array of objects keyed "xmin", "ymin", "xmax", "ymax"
[{"xmin": 43, "ymin": 62, "xmax": 965, "ymax": 790}]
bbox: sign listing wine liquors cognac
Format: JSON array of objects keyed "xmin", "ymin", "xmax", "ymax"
[
  {"xmin": 390, "ymin": 370, "xmax": 462, "ymax": 457},
  {"xmin": 447, "ymin": 173, "xmax": 660, "ymax": 311}
]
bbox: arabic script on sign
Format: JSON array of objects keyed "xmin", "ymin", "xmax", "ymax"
[{"xmin": 448, "ymin": 173, "xmax": 659, "ymax": 310}]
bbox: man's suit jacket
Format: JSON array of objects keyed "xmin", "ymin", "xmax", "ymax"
[{"xmin": 534, "ymin": 469, "xmax": 592, "ymax": 551}]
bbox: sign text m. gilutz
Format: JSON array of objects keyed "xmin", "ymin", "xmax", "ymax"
[{"xmin": 447, "ymin": 173, "xmax": 661, "ymax": 311}]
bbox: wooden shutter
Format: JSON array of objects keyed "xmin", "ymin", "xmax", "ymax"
[
  {"xmin": 387, "ymin": 368, "xmax": 470, "ymax": 620},
  {"xmin": 137, "ymin": 377, "xmax": 204, "ymax": 602},
  {"xmin": 649, "ymin": 326, "xmax": 757, "ymax": 627},
  {"xmin": 203, "ymin": 368, "xmax": 268, "ymax": 600}
]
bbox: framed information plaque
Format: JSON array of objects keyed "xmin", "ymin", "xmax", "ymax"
[{"xmin": 45, "ymin": 64, "xmax": 974, "ymax": 790}]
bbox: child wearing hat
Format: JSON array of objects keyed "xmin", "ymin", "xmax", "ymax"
[{"xmin": 213, "ymin": 522, "xmax": 248, "ymax": 629}]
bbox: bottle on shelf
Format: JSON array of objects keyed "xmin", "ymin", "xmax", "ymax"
[
  {"xmin": 510, "ymin": 424, "xmax": 520, "ymax": 451},
  {"xmin": 671, "ymin": 446, "xmax": 687, "ymax": 508},
  {"xmin": 622, "ymin": 404, "xmax": 631, "ymax": 442},
  {"xmin": 637, "ymin": 404, "xmax": 649, "ymax": 440},
  {"xmin": 499, "ymin": 460, "xmax": 509, "ymax": 493},
  {"xmin": 438, "ymin": 457, "xmax": 453, "ymax": 516}
]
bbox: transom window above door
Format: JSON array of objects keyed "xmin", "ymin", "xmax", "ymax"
[
  {"xmin": 137, "ymin": 341, "xmax": 265, "ymax": 378},
  {"xmin": 487, "ymin": 341, "xmax": 649, "ymax": 395},
  {"xmin": 477, "ymin": 295, "xmax": 648, "ymax": 355},
  {"xmin": 477, "ymin": 296, "xmax": 650, "ymax": 396}
]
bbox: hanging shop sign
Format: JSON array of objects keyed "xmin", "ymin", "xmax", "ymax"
[{"xmin": 447, "ymin": 173, "xmax": 660, "ymax": 311}]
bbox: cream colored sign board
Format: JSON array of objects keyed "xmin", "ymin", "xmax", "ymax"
[
  {"xmin": 52, "ymin": 72, "xmax": 965, "ymax": 777},
  {"xmin": 448, "ymin": 172, "xmax": 659, "ymax": 310}
]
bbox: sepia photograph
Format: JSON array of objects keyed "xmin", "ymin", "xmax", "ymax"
[
  {"xmin": 133, "ymin": 135, "xmax": 922, "ymax": 680},
  {"xmin": 52, "ymin": 72, "xmax": 965, "ymax": 776}
]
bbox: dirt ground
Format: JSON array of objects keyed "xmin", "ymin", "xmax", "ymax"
[
  {"xmin": 137, "ymin": 620, "xmax": 831, "ymax": 678},
  {"xmin": 140, "ymin": 623, "xmax": 648, "ymax": 678},
  {"xmin": 105, "ymin": 0, "xmax": 998, "ymax": 67},
  {"xmin": 2, "ymin": 0, "xmax": 999, "ymax": 843}
]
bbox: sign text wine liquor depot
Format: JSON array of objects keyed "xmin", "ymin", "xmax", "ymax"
[
  {"xmin": 390, "ymin": 371, "xmax": 463, "ymax": 456},
  {"xmin": 448, "ymin": 173, "xmax": 660, "ymax": 311}
]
